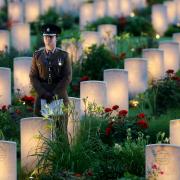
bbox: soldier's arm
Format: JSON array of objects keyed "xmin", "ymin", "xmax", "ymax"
[
  {"xmin": 29, "ymin": 53, "xmax": 47, "ymax": 97},
  {"xmin": 53, "ymin": 53, "xmax": 72, "ymax": 94}
]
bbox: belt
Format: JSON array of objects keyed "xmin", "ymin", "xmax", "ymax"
[{"xmin": 39, "ymin": 78, "xmax": 59, "ymax": 84}]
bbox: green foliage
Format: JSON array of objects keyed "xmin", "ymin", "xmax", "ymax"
[
  {"xmin": 147, "ymin": 0, "xmax": 168, "ymax": 6},
  {"xmin": 124, "ymin": 16, "xmax": 155, "ymax": 37},
  {"xmin": 148, "ymin": 108, "xmax": 180, "ymax": 143},
  {"xmin": 146, "ymin": 76, "xmax": 180, "ymax": 114},
  {"xmin": 134, "ymin": 7, "xmax": 151, "ymax": 21},
  {"xmin": 0, "ymin": 5, "xmax": 8, "ymax": 29},
  {"xmin": 0, "ymin": 111, "xmax": 18, "ymax": 141},
  {"xmin": 81, "ymin": 45, "xmax": 123, "ymax": 80},
  {"xmin": 85, "ymin": 16, "xmax": 119, "ymax": 31},
  {"xmin": 119, "ymin": 130, "xmax": 147, "ymax": 176},
  {"xmin": 165, "ymin": 25, "xmax": 180, "ymax": 37}
]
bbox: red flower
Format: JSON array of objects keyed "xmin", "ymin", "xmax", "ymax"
[
  {"xmin": 15, "ymin": 109, "xmax": 21, "ymax": 115},
  {"xmin": 72, "ymin": 84, "xmax": 79, "ymax": 92},
  {"xmin": 119, "ymin": 52, "xmax": 126, "ymax": 60},
  {"xmin": 80, "ymin": 76, "xmax": 89, "ymax": 82},
  {"xmin": 27, "ymin": 107, "xmax": 33, "ymax": 112},
  {"xmin": 119, "ymin": 16, "xmax": 126, "ymax": 29},
  {"xmin": 21, "ymin": 95, "xmax": 35, "ymax": 106},
  {"xmin": 137, "ymin": 120, "xmax": 148, "ymax": 129},
  {"xmin": 172, "ymin": 76, "xmax": 180, "ymax": 81},
  {"xmin": 112, "ymin": 105, "xmax": 119, "ymax": 110},
  {"xmin": 87, "ymin": 170, "xmax": 93, "ymax": 176},
  {"xmin": 104, "ymin": 107, "xmax": 112, "ymax": 113},
  {"xmin": 1, "ymin": 105, "xmax": 7, "ymax": 112},
  {"xmin": 166, "ymin": 69, "xmax": 174, "ymax": 74},
  {"xmin": 118, "ymin": 110, "xmax": 128, "ymax": 117},
  {"xmin": 137, "ymin": 113, "xmax": 145, "ymax": 118},
  {"xmin": 160, "ymin": 171, "xmax": 164, "ymax": 175},
  {"xmin": 74, "ymin": 173, "xmax": 81, "ymax": 177},
  {"xmin": 105, "ymin": 127, "xmax": 112, "ymax": 136}
]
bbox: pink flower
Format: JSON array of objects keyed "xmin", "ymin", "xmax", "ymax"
[{"xmin": 152, "ymin": 164, "xmax": 157, "ymax": 170}]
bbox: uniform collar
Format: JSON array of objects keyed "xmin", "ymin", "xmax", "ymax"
[{"xmin": 45, "ymin": 47, "xmax": 56, "ymax": 54}]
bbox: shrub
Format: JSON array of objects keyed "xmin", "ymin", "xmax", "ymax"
[
  {"xmin": 147, "ymin": 0, "xmax": 168, "ymax": 6},
  {"xmin": 81, "ymin": 45, "xmax": 123, "ymax": 80},
  {"xmin": 143, "ymin": 70, "xmax": 180, "ymax": 115},
  {"xmin": 123, "ymin": 16, "xmax": 155, "ymax": 37},
  {"xmin": 85, "ymin": 16, "xmax": 119, "ymax": 31},
  {"xmin": 165, "ymin": 25, "xmax": 180, "ymax": 37}
]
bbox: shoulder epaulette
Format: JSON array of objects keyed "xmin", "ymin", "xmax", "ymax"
[
  {"xmin": 56, "ymin": 47, "xmax": 68, "ymax": 54},
  {"xmin": 33, "ymin": 48, "xmax": 44, "ymax": 58}
]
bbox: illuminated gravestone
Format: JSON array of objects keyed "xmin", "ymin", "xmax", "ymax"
[
  {"xmin": 131, "ymin": 0, "xmax": 147, "ymax": 9},
  {"xmin": 80, "ymin": 3, "xmax": 94, "ymax": 29},
  {"xmin": 98, "ymin": 24, "xmax": 117, "ymax": 46},
  {"xmin": 68, "ymin": 97, "xmax": 81, "ymax": 144},
  {"xmin": 125, "ymin": 58, "xmax": 148, "ymax": 98},
  {"xmin": 14, "ymin": 57, "xmax": 32, "ymax": 96},
  {"xmin": 68, "ymin": 0, "xmax": 82, "ymax": 12},
  {"xmin": 24, "ymin": 0, "xmax": 40, "ymax": 23},
  {"xmin": 170, "ymin": 119, "xmax": 180, "ymax": 145},
  {"xmin": 0, "ymin": 141, "xmax": 16, "ymax": 180},
  {"xmin": 55, "ymin": 0, "xmax": 67, "ymax": 11},
  {"xmin": 175, "ymin": 0, "xmax": 180, "ymax": 24},
  {"xmin": 106, "ymin": 0, "xmax": 119, "ymax": 17},
  {"xmin": 8, "ymin": 1, "xmax": 23, "ymax": 23},
  {"xmin": 61, "ymin": 39, "xmax": 80, "ymax": 63},
  {"xmin": 81, "ymin": 31, "xmax": 101, "ymax": 51},
  {"xmin": 159, "ymin": 41, "xmax": 180, "ymax": 73},
  {"xmin": 152, "ymin": 4, "xmax": 168, "ymax": 36},
  {"xmin": 80, "ymin": 81, "xmax": 107, "ymax": 116},
  {"xmin": 11, "ymin": 23, "xmax": 30, "ymax": 52},
  {"xmin": 119, "ymin": 0, "xmax": 132, "ymax": 17},
  {"xmin": 146, "ymin": 144, "xmax": 180, "ymax": 180},
  {"xmin": 94, "ymin": 0, "xmax": 107, "ymax": 20},
  {"xmin": 0, "ymin": 0, "xmax": 5, "ymax": 9},
  {"xmin": 164, "ymin": 1, "xmax": 176, "ymax": 24},
  {"xmin": 0, "ymin": 30, "xmax": 9, "ymax": 52},
  {"xmin": 21, "ymin": 117, "xmax": 51, "ymax": 172},
  {"xmin": 173, "ymin": 33, "xmax": 180, "ymax": 51},
  {"xmin": 104, "ymin": 69, "xmax": 128, "ymax": 111},
  {"xmin": 40, "ymin": 0, "xmax": 55, "ymax": 14},
  {"xmin": 0, "ymin": 68, "xmax": 11, "ymax": 107},
  {"xmin": 142, "ymin": 49, "xmax": 164, "ymax": 83}
]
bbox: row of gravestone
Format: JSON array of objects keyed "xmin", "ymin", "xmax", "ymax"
[
  {"xmin": 0, "ymin": 30, "xmax": 180, "ymax": 113},
  {"xmin": 0, "ymin": 0, "xmax": 147, "ymax": 25},
  {"xmin": 0, "ymin": 97, "xmax": 80, "ymax": 180},
  {"xmin": 0, "ymin": 107, "xmax": 180, "ymax": 179},
  {"xmin": 3, "ymin": 0, "xmax": 177, "ymax": 35}
]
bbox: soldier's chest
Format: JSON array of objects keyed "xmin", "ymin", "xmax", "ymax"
[{"xmin": 36, "ymin": 53, "xmax": 65, "ymax": 76}]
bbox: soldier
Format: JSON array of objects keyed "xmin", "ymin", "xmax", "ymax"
[{"xmin": 29, "ymin": 24, "xmax": 72, "ymax": 119}]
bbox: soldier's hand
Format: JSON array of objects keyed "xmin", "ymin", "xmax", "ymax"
[{"xmin": 42, "ymin": 92, "xmax": 53, "ymax": 101}]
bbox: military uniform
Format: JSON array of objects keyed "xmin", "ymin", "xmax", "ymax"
[{"xmin": 29, "ymin": 47, "xmax": 72, "ymax": 116}]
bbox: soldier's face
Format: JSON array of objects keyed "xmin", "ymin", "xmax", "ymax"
[{"xmin": 43, "ymin": 35, "xmax": 56, "ymax": 48}]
